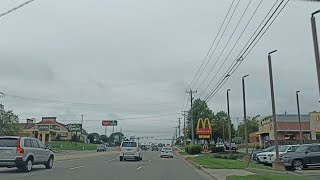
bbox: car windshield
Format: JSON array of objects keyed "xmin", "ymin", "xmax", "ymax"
[
  {"xmin": 277, "ymin": 146, "xmax": 289, "ymax": 152},
  {"xmin": 0, "ymin": 138, "xmax": 18, "ymax": 147},
  {"xmin": 263, "ymin": 146, "xmax": 275, "ymax": 152},
  {"xmin": 121, "ymin": 142, "xmax": 137, "ymax": 147},
  {"xmin": 295, "ymin": 145, "xmax": 309, "ymax": 153}
]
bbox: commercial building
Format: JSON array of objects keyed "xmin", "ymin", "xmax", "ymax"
[
  {"xmin": 257, "ymin": 112, "xmax": 320, "ymax": 147},
  {"xmin": 20, "ymin": 117, "xmax": 87, "ymax": 144}
]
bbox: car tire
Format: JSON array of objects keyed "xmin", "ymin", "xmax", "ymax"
[
  {"xmin": 140, "ymin": 157, "xmax": 142, "ymax": 161},
  {"xmin": 45, "ymin": 156, "xmax": 54, "ymax": 169},
  {"xmin": 22, "ymin": 158, "xmax": 33, "ymax": 172},
  {"xmin": 120, "ymin": 156, "xmax": 123, "ymax": 161},
  {"xmin": 171, "ymin": 156, "xmax": 173, "ymax": 158},
  {"xmin": 136, "ymin": 157, "xmax": 140, "ymax": 161},
  {"xmin": 160, "ymin": 156, "xmax": 162, "ymax": 158},
  {"xmin": 292, "ymin": 159, "xmax": 304, "ymax": 171}
]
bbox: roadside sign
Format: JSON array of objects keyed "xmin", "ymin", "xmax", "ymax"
[
  {"xmin": 67, "ymin": 124, "xmax": 82, "ymax": 132},
  {"xmin": 198, "ymin": 135, "xmax": 210, "ymax": 139},
  {"xmin": 102, "ymin": 120, "xmax": 117, "ymax": 126}
]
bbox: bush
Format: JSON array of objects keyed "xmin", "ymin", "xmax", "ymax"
[
  {"xmin": 255, "ymin": 145, "xmax": 261, "ymax": 149},
  {"xmin": 215, "ymin": 146, "xmax": 225, "ymax": 153},
  {"xmin": 222, "ymin": 155, "xmax": 228, "ymax": 159},
  {"xmin": 229, "ymin": 154, "xmax": 238, "ymax": 160},
  {"xmin": 186, "ymin": 144, "xmax": 201, "ymax": 155},
  {"xmin": 213, "ymin": 154, "xmax": 221, "ymax": 158}
]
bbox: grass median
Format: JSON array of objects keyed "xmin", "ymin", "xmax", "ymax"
[
  {"xmin": 227, "ymin": 174, "xmax": 315, "ymax": 180},
  {"xmin": 49, "ymin": 141, "xmax": 98, "ymax": 151},
  {"xmin": 188, "ymin": 154, "xmax": 271, "ymax": 170}
]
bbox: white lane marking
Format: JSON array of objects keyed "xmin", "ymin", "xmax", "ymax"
[
  {"xmin": 136, "ymin": 166, "xmax": 143, "ymax": 171},
  {"xmin": 149, "ymin": 160, "xmax": 152, "ymax": 162},
  {"xmin": 108, "ymin": 159, "xmax": 113, "ymax": 162},
  {"xmin": 69, "ymin": 166, "xmax": 85, "ymax": 170}
]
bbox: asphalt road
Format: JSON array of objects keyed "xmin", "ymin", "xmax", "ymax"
[{"xmin": 0, "ymin": 150, "xmax": 207, "ymax": 180}]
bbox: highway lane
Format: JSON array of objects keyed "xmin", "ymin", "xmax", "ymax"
[{"xmin": 0, "ymin": 150, "xmax": 208, "ymax": 180}]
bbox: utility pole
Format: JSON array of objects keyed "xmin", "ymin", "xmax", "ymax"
[
  {"xmin": 177, "ymin": 117, "xmax": 181, "ymax": 139},
  {"xmin": 223, "ymin": 117, "xmax": 225, "ymax": 142},
  {"xmin": 80, "ymin": 114, "xmax": 83, "ymax": 142},
  {"xmin": 186, "ymin": 89, "xmax": 197, "ymax": 144},
  {"xmin": 227, "ymin": 89, "xmax": 231, "ymax": 155},
  {"xmin": 182, "ymin": 111, "xmax": 187, "ymax": 147},
  {"xmin": 242, "ymin": 74, "xmax": 250, "ymax": 162},
  {"xmin": 268, "ymin": 50, "xmax": 284, "ymax": 171},
  {"xmin": 236, "ymin": 117, "xmax": 239, "ymax": 137},
  {"xmin": 175, "ymin": 127, "xmax": 178, "ymax": 142},
  {"xmin": 296, "ymin": 91, "xmax": 303, "ymax": 144},
  {"xmin": 311, "ymin": 10, "xmax": 320, "ymax": 99}
]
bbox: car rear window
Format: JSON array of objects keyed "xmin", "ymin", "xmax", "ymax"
[
  {"xmin": 0, "ymin": 138, "xmax": 18, "ymax": 147},
  {"xmin": 163, "ymin": 148, "xmax": 172, "ymax": 151},
  {"xmin": 121, "ymin": 142, "xmax": 137, "ymax": 147}
]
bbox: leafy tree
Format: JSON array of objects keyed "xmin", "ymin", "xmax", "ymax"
[
  {"xmin": 212, "ymin": 111, "xmax": 236, "ymax": 143},
  {"xmin": 186, "ymin": 99, "xmax": 214, "ymax": 141},
  {"xmin": 71, "ymin": 134, "xmax": 79, "ymax": 142},
  {"xmin": 87, "ymin": 134, "xmax": 95, "ymax": 143},
  {"xmin": 237, "ymin": 115, "xmax": 260, "ymax": 142},
  {"xmin": 0, "ymin": 105, "xmax": 20, "ymax": 136},
  {"xmin": 100, "ymin": 135, "xmax": 109, "ymax": 142},
  {"xmin": 109, "ymin": 132, "xmax": 124, "ymax": 145}
]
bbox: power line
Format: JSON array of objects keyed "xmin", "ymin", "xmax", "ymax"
[
  {"xmin": 187, "ymin": 0, "xmax": 236, "ymax": 90},
  {"xmin": 18, "ymin": 112, "xmax": 180, "ymax": 122},
  {"xmin": 198, "ymin": 0, "xmax": 259, "ymax": 98},
  {"xmin": 1, "ymin": 92, "xmax": 179, "ymax": 107},
  {"xmin": 195, "ymin": 0, "xmax": 241, "ymax": 91},
  {"xmin": 205, "ymin": 0, "xmax": 289, "ymax": 102},
  {"xmin": 0, "ymin": 0, "xmax": 35, "ymax": 19}
]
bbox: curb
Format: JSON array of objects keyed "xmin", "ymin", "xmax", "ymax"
[
  {"xmin": 175, "ymin": 152, "xmax": 217, "ymax": 180},
  {"xmin": 245, "ymin": 168, "xmax": 302, "ymax": 176},
  {"xmin": 55, "ymin": 151, "xmax": 118, "ymax": 162}
]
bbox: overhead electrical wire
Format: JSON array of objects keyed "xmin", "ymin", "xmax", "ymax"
[
  {"xmin": 195, "ymin": 0, "xmax": 241, "ymax": 91},
  {"xmin": 0, "ymin": 0, "xmax": 35, "ymax": 19},
  {"xmin": 205, "ymin": 0, "xmax": 289, "ymax": 102},
  {"xmin": 186, "ymin": 0, "xmax": 236, "ymax": 90},
  {"xmin": 198, "ymin": 0, "xmax": 258, "ymax": 98},
  {"xmin": 204, "ymin": 0, "xmax": 282, "ymax": 101}
]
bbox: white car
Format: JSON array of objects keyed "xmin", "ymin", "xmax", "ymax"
[
  {"xmin": 257, "ymin": 145, "xmax": 300, "ymax": 164},
  {"xmin": 119, "ymin": 141, "xmax": 143, "ymax": 161},
  {"xmin": 160, "ymin": 147, "xmax": 173, "ymax": 158}
]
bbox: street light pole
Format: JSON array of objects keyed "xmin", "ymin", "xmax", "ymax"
[
  {"xmin": 311, "ymin": 10, "xmax": 320, "ymax": 99},
  {"xmin": 227, "ymin": 89, "xmax": 231, "ymax": 155},
  {"xmin": 268, "ymin": 50, "xmax": 284, "ymax": 171},
  {"xmin": 296, "ymin": 91, "xmax": 303, "ymax": 144},
  {"xmin": 242, "ymin": 74, "xmax": 250, "ymax": 161}
]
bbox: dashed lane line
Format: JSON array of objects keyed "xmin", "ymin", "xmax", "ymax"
[{"xmin": 69, "ymin": 166, "xmax": 85, "ymax": 170}]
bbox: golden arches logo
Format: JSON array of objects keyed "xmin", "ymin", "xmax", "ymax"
[{"xmin": 196, "ymin": 118, "xmax": 212, "ymax": 137}]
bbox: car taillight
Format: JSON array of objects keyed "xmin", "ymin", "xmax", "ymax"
[
  {"xmin": 118, "ymin": 147, "xmax": 122, "ymax": 151},
  {"xmin": 16, "ymin": 138, "xmax": 24, "ymax": 154},
  {"xmin": 136, "ymin": 147, "xmax": 140, "ymax": 152}
]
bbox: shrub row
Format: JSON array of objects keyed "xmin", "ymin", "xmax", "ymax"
[{"xmin": 185, "ymin": 144, "xmax": 202, "ymax": 155}]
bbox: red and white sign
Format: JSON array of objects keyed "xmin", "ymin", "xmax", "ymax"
[{"xmin": 102, "ymin": 121, "xmax": 110, "ymax": 126}]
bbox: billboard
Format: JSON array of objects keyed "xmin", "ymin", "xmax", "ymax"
[
  {"xmin": 196, "ymin": 118, "xmax": 212, "ymax": 139},
  {"xmin": 102, "ymin": 120, "xmax": 117, "ymax": 126},
  {"xmin": 67, "ymin": 124, "xmax": 82, "ymax": 132}
]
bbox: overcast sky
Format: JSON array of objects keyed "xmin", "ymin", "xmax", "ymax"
[{"xmin": 0, "ymin": 0, "xmax": 319, "ymax": 143}]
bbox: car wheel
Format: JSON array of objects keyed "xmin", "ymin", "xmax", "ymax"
[
  {"xmin": 171, "ymin": 156, "xmax": 173, "ymax": 158},
  {"xmin": 45, "ymin": 156, "xmax": 54, "ymax": 169},
  {"xmin": 160, "ymin": 156, "xmax": 163, "ymax": 158},
  {"xmin": 22, "ymin": 158, "xmax": 33, "ymax": 172},
  {"xmin": 120, "ymin": 156, "xmax": 123, "ymax": 161},
  {"xmin": 140, "ymin": 157, "xmax": 142, "ymax": 161},
  {"xmin": 292, "ymin": 159, "xmax": 304, "ymax": 171},
  {"xmin": 136, "ymin": 157, "xmax": 140, "ymax": 161}
]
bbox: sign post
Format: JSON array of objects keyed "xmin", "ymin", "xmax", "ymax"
[
  {"xmin": 102, "ymin": 120, "xmax": 118, "ymax": 144},
  {"xmin": 196, "ymin": 118, "xmax": 212, "ymax": 152}
]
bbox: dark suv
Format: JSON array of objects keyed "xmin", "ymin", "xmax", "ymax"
[
  {"xmin": 151, "ymin": 145, "xmax": 159, "ymax": 151},
  {"xmin": 281, "ymin": 144, "xmax": 320, "ymax": 171}
]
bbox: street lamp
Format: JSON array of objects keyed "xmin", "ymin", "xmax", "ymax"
[
  {"xmin": 227, "ymin": 89, "xmax": 232, "ymax": 154},
  {"xmin": 311, "ymin": 10, "xmax": 320, "ymax": 99},
  {"xmin": 268, "ymin": 50, "xmax": 284, "ymax": 171},
  {"xmin": 242, "ymin": 74, "xmax": 250, "ymax": 161},
  {"xmin": 296, "ymin": 91, "xmax": 303, "ymax": 144}
]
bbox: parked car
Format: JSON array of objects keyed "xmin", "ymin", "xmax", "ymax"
[
  {"xmin": 281, "ymin": 144, "xmax": 320, "ymax": 171},
  {"xmin": 97, "ymin": 144, "xmax": 107, "ymax": 152},
  {"xmin": 225, "ymin": 143, "xmax": 238, "ymax": 151},
  {"xmin": 152, "ymin": 145, "xmax": 159, "ymax": 151},
  {"xmin": 252, "ymin": 146, "xmax": 275, "ymax": 162},
  {"xmin": 0, "ymin": 136, "xmax": 54, "ymax": 172},
  {"xmin": 259, "ymin": 145, "xmax": 300, "ymax": 165},
  {"xmin": 160, "ymin": 147, "xmax": 173, "ymax": 158},
  {"xmin": 146, "ymin": 145, "xmax": 151, "ymax": 149},
  {"xmin": 119, "ymin": 141, "xmax": 143, "ymax": 161}
]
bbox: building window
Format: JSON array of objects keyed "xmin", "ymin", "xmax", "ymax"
[{"xmin": 284, "ymin": 134, "xmax": 296, "ymax": 140}]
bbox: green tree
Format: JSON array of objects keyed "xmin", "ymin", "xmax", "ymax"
[
  {"xmin": 109, "ymin": 132, "xmax": 124, "ymax": 146},
  {"xmin": 186, "ymin": 99, "xmax": 214, "ymax": 141},
  {"xmin": 0, "ymin": 105, "xmax": 20, "ymax": 136},
  {"xmin": 100, "ymin": 135, "xmax": 109, "ymax": 142},
  {"xmin": 212, "ymin": 111, "xmax": 236, "ymax": 143},
  {"xmin": 237, "ymin": 115, "xmax": 260, "ymax": 142}
]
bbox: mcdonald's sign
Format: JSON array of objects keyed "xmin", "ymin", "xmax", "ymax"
[{"xmin": 196, "ymin": 118, "xmax": 212, "ymax": 138}]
